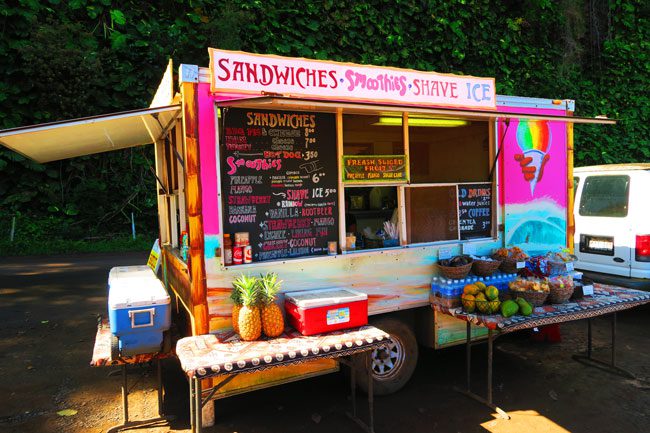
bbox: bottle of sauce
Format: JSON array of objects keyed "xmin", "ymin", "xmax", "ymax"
[{"xmin": 223, "ymin": 234, "xmax": 233, "ymax": 266}]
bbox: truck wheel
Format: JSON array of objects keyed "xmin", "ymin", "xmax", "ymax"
[{"xmin": 354, "ymin": 317, "xmax": 418, "ymax": 396}]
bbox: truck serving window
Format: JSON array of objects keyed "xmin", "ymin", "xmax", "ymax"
[
  {"xmin": 342, "ymin": 114, "xmax": 404, "ymax": 251},
  {"xmin": 406, "ymin": 120, "xmax": 492, "ymax": 243}
]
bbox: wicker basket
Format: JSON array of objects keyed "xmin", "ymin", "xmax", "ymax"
[
  {"xmin": 509, "ymin": 289, "xmax": 548, "ymax": 306},
  {"xmin": 548, "ymin": 280, "xmax": 574, "ymax": 304},
  {"xmin": 437, "ymin": 260, "xmax": 473, "ymax": 280},
  {"xmin": 472, "ymin": 259, "xmax": 502, "ymax": 277},
  {"xmin": 497, "ymin": 257, "xmax": 521, "ymax": 274}
]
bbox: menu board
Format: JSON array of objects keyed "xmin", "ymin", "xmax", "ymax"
[
  {"xmin": 221, "ymin": 108, "xmax": 339, "ymax": 262},
  {"xmin": 457, "ymin": 183, "xmax": 492, "ymax": 240},
  {"xmin": 342, "ymin": 155, "xmax": 408, "ymax": 183}
]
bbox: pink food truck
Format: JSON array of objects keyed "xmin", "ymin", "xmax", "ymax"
[{"xmin": 0, "ymin": 49, "xmax": 615, "ymax": 408}]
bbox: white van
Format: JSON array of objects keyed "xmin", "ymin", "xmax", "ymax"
[{"xmin": 573, "ymin": 164, "xmax": 650, "ymax": 290}]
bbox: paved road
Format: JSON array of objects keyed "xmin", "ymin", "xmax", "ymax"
[{"xmin": 1, "ymin": 253, "xmax": 648, "ymax": 433}]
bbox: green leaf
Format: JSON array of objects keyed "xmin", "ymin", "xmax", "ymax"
[
  {"xmin": 110, "ymin": 10, "xmax": 126, "ymax": 26},
  {"xmin": 57, "ymin": 409, "xmax": 77, "ymax": 417}
]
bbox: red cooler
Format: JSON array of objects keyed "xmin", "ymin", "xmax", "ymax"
[{"xmin": 284, "ymin": 288, "xmax": 368, "ymax": 335}]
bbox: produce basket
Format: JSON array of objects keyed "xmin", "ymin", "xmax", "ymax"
[
  {"xmin": 472, "ymin": 258, "xmax": 502, "ymax": 277},
  {"xmin": 545, "ymin": 252, "xmax": 578, "ymax": 276},
  {"xmin": 461, "ymin": 295, "xmax": 500, "ymax": 315},
  {"xmin": 497, "ymin": 257, "xmax": 522, "ymax": 274},
  {"xmin": 436, "ymin": 259, "xmax": 473, "ymax": 280},
  {"xmin": 510, "ymin": 289, "xmax": 548, "ymax": 307},
  {"xmin": 548, "ymin": 278, "xmax": 574, "ymax": 304}
]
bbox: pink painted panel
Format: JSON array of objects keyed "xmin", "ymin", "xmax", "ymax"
[
  {"xmin": 198, "ymin": 83, "xmax": 221, "ymax": 257},
  {"xmin": 497, "ymin": 106, "xmax": 568, "ymax": 254}
]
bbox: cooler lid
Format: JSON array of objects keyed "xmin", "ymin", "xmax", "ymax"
[
  {"xmin": 285, "ymin": 288, "xmax": 367, "ymax": 309},
  {"xmin": 108, "ymin": 277, "xmax": 170, "ymax": 309},
  {"xmin": 108, "ymin": 266, "xmax": 156, "ymax": 288}
]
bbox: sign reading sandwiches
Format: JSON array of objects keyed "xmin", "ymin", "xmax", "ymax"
[{"xmin": 209, "ymin": 48, "xmax": 496, "ymax": 110}]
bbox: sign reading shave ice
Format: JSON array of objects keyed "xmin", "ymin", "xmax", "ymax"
[{"xmin": 209, "ymin": 49, "xmax": 496, "ymax": 110}]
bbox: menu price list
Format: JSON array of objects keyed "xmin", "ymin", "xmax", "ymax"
[
  {"xmin": 457, "ymin": 183, "xmax": 492, "ymax": 240},
  {"xmin": 221, "ymin": 108, "xmax": 339, "ymax": 263}
]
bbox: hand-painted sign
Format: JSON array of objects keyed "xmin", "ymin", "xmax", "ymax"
[
  {"xmin": 221, "ymin": 108, "xmax": 339, "ymax": 262},
  {"xmin": 457, "ymin": 183, "xmax": 492, "ymax": 239},
  {"xmin": 342, "ymin": 155, "xmax": 408, "ymax": 183},
  {"xmin": 209, "ymin": 48, "xmax": 496, "ymax": 110},
  {"xmin": 147, "ymin": 239, "xmax": 161, "ymax": 273}
]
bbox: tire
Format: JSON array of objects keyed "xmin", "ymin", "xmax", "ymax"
[{"xmin": 354, "ymin": 316, "xmax": 418, "ymax": 396}]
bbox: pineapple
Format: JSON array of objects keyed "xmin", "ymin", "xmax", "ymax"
[
  {"xmin": 237, "ymin": 275, "xmax": 262, "ymax": 341},
  {"xmin": 230, "ymin": 274, "xmax": 250, "ymax": 333},
  {"xmin": 259, "ymin": 272, "xmax": 285, "ymax": 337}
]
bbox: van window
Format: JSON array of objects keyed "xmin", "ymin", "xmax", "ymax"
[
  {"xmin": 579, "ymin": 175, "xmax": 630, "ymax": 217},
  {"xmin": 573, "ymin": 176, "xmax": 579, "ymax": 199}
]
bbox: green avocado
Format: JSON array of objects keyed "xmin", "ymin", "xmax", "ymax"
[
  {"xmin": 516, "ymin": 297, "xmax": 533, "ymax": 316},
  {"xmin": 500, "ymin": 299, "xmax": 519, "ymax": 318}
]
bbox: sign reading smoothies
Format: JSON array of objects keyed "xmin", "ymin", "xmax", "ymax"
[{"xmin": 209, "ymin": 48, "xmax": 496, "ymax": 110}]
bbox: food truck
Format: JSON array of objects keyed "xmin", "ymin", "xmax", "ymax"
[{"xmin": 0, "ymin": 49, "xmax": 616, "ymax": 403}]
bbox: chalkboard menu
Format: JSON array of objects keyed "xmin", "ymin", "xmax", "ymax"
[
  {"xmin": 457, "ymin": 183, "xmax": 492, "ymax": 240},
  {"xmin": 221, "ymin": 108, "xmax": 339, "ymax": 262}
]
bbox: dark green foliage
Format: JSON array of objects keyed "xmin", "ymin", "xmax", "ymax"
[{"xmin": 0, "ymin": 0, "xmax": 648, "ymax": 251}]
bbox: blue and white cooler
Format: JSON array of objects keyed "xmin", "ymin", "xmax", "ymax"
[{"xmin": 108, "ymin": 266, "xmax": 171, "ymax": 357}]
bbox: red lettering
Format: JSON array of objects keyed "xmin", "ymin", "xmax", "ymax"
[{"xmin": 217, "ymin": 58, "xmax": 230, "ymax": 81}]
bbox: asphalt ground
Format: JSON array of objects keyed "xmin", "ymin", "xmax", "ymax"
[{"xmin": 1, "ymin": 252, "xmax": 648, "ymax": 433}]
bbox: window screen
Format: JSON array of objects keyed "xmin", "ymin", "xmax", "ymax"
[{"xmin": 579, "ymin": 175, "xmax": 630, "ymax": 217}]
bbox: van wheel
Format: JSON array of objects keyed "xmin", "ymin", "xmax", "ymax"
[{"xmin": 354, "ymin": 317, "xmax": 418, "ymax": 396}]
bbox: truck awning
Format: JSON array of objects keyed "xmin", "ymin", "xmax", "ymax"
[
  {"xmin": 0, "ymin": 105, "xmax": 181, "ymax": 163},
  {"xmin": 215, "ymin": 96, "xmax": 617, "ymax": 125}
]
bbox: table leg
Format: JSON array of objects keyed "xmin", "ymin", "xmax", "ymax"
[
  {"xmin": 122, "ymin": 364, "xmax": 129, "ymax": 423},
  {"xmin": 106, "ymin": 363, "xmax": 171, "ymax": 433},
  {"xmin": 195, "ymin": 377, "xmax": 203, "ymax": 433},
  {"xmin": 342, "ymin": 354, "xmax": 376, "ymax": 433},
  {"xmin": 367, "ymin": 358, "xmax": 374, "ymax": 433},
  {"xmin": 587, "ymin": 319, "xmax": 592, "ymax": 359},
  {"xmin": 466, "ymin": 321, "xmax": 471, "ymax": 392},
  {"xmin": 157, "ymin": 359, "xmax": 163, "ymax": 416},
  {"xmin": 573, "ymin": 313, "xmax": 635, "ymax": 379},
  {"xmin": 487, "ymin": 329, "xmax": 493, "ymax": 405},
  {"xmin": 611, "ymin": 312, "xmax": 616, "ymax": 367},
  {"xmin": 351, "ymin": 358, "xmax": 357, "ymax": 418},
  {"xmin": 453, "ymin": 326, "xmax": 509, "ymax": 420},
  {"xmin": 189, "ymin": 376, "xmax": 195, "ymax": 433}
]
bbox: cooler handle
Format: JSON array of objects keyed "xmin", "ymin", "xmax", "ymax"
[{"xmin": 129, "ymin": 308, "xmax": 156, "ymax": 328}]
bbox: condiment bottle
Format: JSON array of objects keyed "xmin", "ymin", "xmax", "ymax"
[{"xmin": 224, "ymin": 234, "xmax": 233, "ymax": 266}]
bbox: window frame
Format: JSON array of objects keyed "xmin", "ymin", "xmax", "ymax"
[
  {"xmin": 578, "ymin": 174, "xmax": 630, "ymax": 218},
  {"xmin": 215, "ymin": 103, "xmax": 498, "ymax": 266}
]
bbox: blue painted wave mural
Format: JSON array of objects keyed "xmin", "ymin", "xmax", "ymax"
[{"xmin": 505, "ymin": 200, "xmax": 566, "ymax": 255}]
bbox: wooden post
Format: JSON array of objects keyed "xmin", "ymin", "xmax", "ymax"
[
  {"xmin": 398, "ymin": 112, "xmax": 409, "ymax": 245},
  {"xmin": 154, "ymin": 139, "xmax": 170, "ymax": 244},
  {"xmin": 336, "ymin": 109, "xmax": 346, "ymax": 252},
  {"xmin": 489, "ymin": 119, "xmax": 497, "ymax": 239},
  {"xmin": 181, "ymin": 81, "xmax": 209, "ymax": 336},
  {"xmin": 176, "ymin": 122, "xmax": 187, "ymax": 232},
  {"xmin": 567, "ymin": 119, "xmax": 575, "ymax": 253}
]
